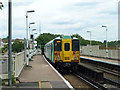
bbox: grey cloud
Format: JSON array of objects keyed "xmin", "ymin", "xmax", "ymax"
[
  {"xmin": 52, "ymin": 21, "xmax": 74, "ymax": 25},
  {"xmin": 13, "ymin": 2, "xmax": 31, "ymax": 7},
  {"xmin": 98, "ymin": 11, "xmax": 117, "ymax": 15},
  {"xmin": 74, "ymin": 2, "xmax": 100, "ymax": 7},
  {"xmin": 0, "ymin": 0, "xmax": 118, "ymax": 41}
]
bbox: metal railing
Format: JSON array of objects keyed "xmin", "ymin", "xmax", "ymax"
[
  {"xmin": 13, "ymin": 52, "xmax": 26, "ymax": 77},
  {"xmin": 0, "ymin": 51, "xmax": 26, "ymax": 79},
  {"xmin": 0, "ymin": 49, "xmax": 38, "ymax": 79}
]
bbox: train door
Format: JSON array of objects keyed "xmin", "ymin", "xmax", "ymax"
[{"xmin": 62, "ymin": 39, "xmax": 72, "ymax": 62}]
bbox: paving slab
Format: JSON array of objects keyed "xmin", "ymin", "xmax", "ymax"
[
  {"xmin": 2, "ymin": 81, "xmax": 70, "ymax": 90},
  {"xmin": 18, "ymin": 55, "xmax": 69, "ymax": 89},
  {"xmin": 50, "ymin": 81, "xmax": 69, "ymax": 89},
  {"xmin": 19, "ymin": 55, "xmax": 63, "ymax": 82}
]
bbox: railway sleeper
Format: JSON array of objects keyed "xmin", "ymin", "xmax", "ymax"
[{"xmin": 77, "ymin": 63, "xmax": 104, "ymax": 83}]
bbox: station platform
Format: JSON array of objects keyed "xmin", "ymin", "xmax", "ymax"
[
  {"xmin": 80, "ymin": 55, "xmax": 119, "ymax": 65},
  {"xmin": 17, "ymin": 54, "xmax": 71, "ymax": 89}
]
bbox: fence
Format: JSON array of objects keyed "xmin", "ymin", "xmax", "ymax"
[
  {"xmin": 0, "ymin": 75, "xmax": 1, "ymax": 90},
  {"xmin": 13, "ymin": 52, "xmax": 26, "ymax": 77},
  {"xmin": 0, "ymin": 51, "xmax": 26, "ymax": 79},
  {"xmin": 81, "ymin": 45, "xmax": 119, "ymax": 60}
]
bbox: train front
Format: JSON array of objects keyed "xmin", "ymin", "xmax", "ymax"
[{"xmin": 54, "ymin": 37, "xmax": 80, "ymax": 68}]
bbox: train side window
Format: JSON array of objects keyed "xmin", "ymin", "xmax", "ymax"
[
  {"xmin": 65, "ymin": 43, "xmax": 70, "ymax": 51},
  {"xmin": 54, "ymin": 40, "xmax": 62, "ymax": 51},
  {"xmin": 72, "ymin": 40, "xmax": 79, "ymax": 51}
]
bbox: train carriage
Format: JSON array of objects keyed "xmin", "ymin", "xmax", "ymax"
[{"xmin": 44, "ymin": 36, "xmax": 80, "ymax": 68}]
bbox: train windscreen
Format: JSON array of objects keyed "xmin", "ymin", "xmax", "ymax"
[
  {"xmin": 54, "ymin": 40, "xmax": 62, "ymax": 51},
  {"xmin": 65, "ymin": 43, "xmax": 70, "ymax": 51},
  {"xmin": 72, "ymin": 40, "xmax": 80, "ymax": 51}
]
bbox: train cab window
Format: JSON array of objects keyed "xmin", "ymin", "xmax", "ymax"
[
  {"xmin": 65, "ymin": 43, "xmax": 70, "ymax": 51},
  {"xmin": 54, "ymin": 40, "xmax": 62, "ymax": 51},
  {"xmin": 72, "ymin": 40, "xmax": 79, "ymax": 51}
]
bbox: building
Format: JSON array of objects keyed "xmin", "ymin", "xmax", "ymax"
[{"xmin": 0, "ymin": 38, "xmax": 24, "ymax": 50}]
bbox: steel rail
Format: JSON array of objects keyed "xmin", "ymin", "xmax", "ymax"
[
  {"xmin": 74, "ymin": 72, "xmax": 108, "ymax": 90},
  {"xmin": 104, "ymin": 77, "xmax": 120, "ymax": 88},
  {"xmin": 80, "ymin": 57, "xmax": 120, "ymax": 73}
]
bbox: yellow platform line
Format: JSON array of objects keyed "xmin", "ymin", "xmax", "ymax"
[{"xmin": 39, "ymin": 81, "xmax": 41, "ymax": 88}]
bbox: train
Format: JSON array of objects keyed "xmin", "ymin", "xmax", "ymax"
[{"xmin": 44, "ymin": 36, "xmax": 80, "ymax": 69}]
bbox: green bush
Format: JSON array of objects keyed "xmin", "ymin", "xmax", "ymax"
[
  {"xmin": 1, "ymin": 40, "xmax": 24, "ymax": 54},
  {"xmin": 12, "ymin": 41, "xmax": 24, "ymax": 53}
]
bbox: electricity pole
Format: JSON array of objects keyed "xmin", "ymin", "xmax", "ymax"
[
  {"xmin": 87, "ymin": 31, "xmax": 92, "ymax": 56},
  {"xmin": 102, "ymin": 25, "xmax": 108, "ymax": 58},
  {"xmin": 26, "ymin": 10, "xmax": 35, "ymax": 67},
  {"xmin": 8, "ymin": 0, "xmax": 12, "ymax": 86}
]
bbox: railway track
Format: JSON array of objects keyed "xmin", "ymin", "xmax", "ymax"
[
  {"xmin": 76, "ymin": 57, "xmax": 120, "ymax": 89},
  {"xmin": 62, "ymin": 73, "xmax": 94, "ymax": 89},
  {"xmin": 45, "ymin": 56, "xmax": 120, "ymax": 89},
  {"xmin": 45, "ymin": 56, "xmax": 94, "ymax": 89},
  {"xmin": 60, "ymin": 69, "xmax": 120, "ymax": 90},
  {"xmin": 78, "ymin": 62, "xmax": 120, "ymax": 84},
  {"xmin": 104, "ymin": 77, "xmax": 120, "ymax": 88},
  {"xmin": 74, "ymin": 71, "xmax": 120, "ymax": 90},
  {"xmin": 80, "ymin": 57, "xmax": 120, "ymax": 84},
  {"xmin": 73, "ymin": 72, "xmax": 107, "ymax": 90},
  {"xmin": 61, "ymin": 63, "xmax": 120, "ymax": 89},
  {"xmin": 60, "ymin": 70, "xmax": 120, "ymax": 90},
  {"xmin": 96, "ymin": 67, "xmax": 120, "ymax": 83},
  {"xmin": 80, "ymin": 57, "xmax": 120, "ymax": 73},
  {"xmin": 87, "ymin": 63, "xmax": 120, "ymax": 79}
]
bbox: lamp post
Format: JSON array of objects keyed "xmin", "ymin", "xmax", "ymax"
[
  {"xmin": 0, "ymin": 2, "xmax": 4, "ymax": 10},
  {"xmin": 29, "ymin": 22, "xmax": 35, "ymax": 60},
  {"xmin": 102, "ymin": 25, "xmax": 108, "ymax": 58},
  {"xmin": 33, "ymin": 33, "xmax": 37, "ymax": 55},
  {"xmin": 0, "ymin": 2, "xmax": 3, "ymax": 45},
  {"xmin": 0, "ymin": 2, "xmax": 3, "ymax": 40},
  {"xmin": 87, "ymin": 31, "xmax": 92, "ymax": 56},
  {"xmin": 31, "ymin": 29, "xmax": 36, "ymax": 56},
  {"xmin": 29, "ymin": 22, "xmax": 35, "ymax": 39},
  {"xmin": 32, "ymin": 29, "xmax": 36, "ymax": 34},
  {"xmin": 26, "ymin": 10, "xmax": 35, "ymax": 67},
  {"xmin": 34, "ymin": 33, "xmax": 37, "ymax": 35},
  {"xmin": 8, "ymin": 0, "xmax": 12, "ymax": 86}
]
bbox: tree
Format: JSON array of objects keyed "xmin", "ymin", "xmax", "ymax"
[
  {"xmin": 1, "ymin": 44, "xmax": 8, "ymax": 54},
  {"xmin": 36, "ymin": 33, "xmax": 61, "ymax": 51},
  {"xmin": 108, "ymin": 41, "xmax": 120, "ymax": 47},
  {"xmin": 72, "ymin": 34, "xmax": 103, "ymax": 46},
  {"xmin": 1, "ymin": 40, "xmax": 24, "ymax": 54},
  {"xmin": 36, "ymin": 33, "xmax": 119, "ymax": 52},
  {"xmin": 2, "ymin": 36, "xmax": 9, "ymax": 40},
  {"xmin": 0, "ymin": 2, "xmax": 3, "ymax": 10},
  {"xmin": 12, "ymin": 41, "xmax": 24, "ymax": 53}
]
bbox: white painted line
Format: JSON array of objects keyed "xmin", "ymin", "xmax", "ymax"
[{"xmin": 43, "ymin": 55, "xmax": 74, "ymax": 90}]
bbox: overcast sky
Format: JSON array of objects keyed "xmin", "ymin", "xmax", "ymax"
[{"xmin": 0, "ymin": 0, "xmax": 119, "ymax": 42}]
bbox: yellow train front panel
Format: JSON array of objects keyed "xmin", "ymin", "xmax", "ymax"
[{"xmin": 54, "ymin": 39, "xmax": 80, "ymax": 63}]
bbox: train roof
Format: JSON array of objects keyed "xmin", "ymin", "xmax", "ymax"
[
  {"xmin": 45, "ymin": 36, "xmax": 78, "ymax": 45},
  {"xmin": 55, "ymin": 36, "xmax": 78, "ymax": 39}
]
